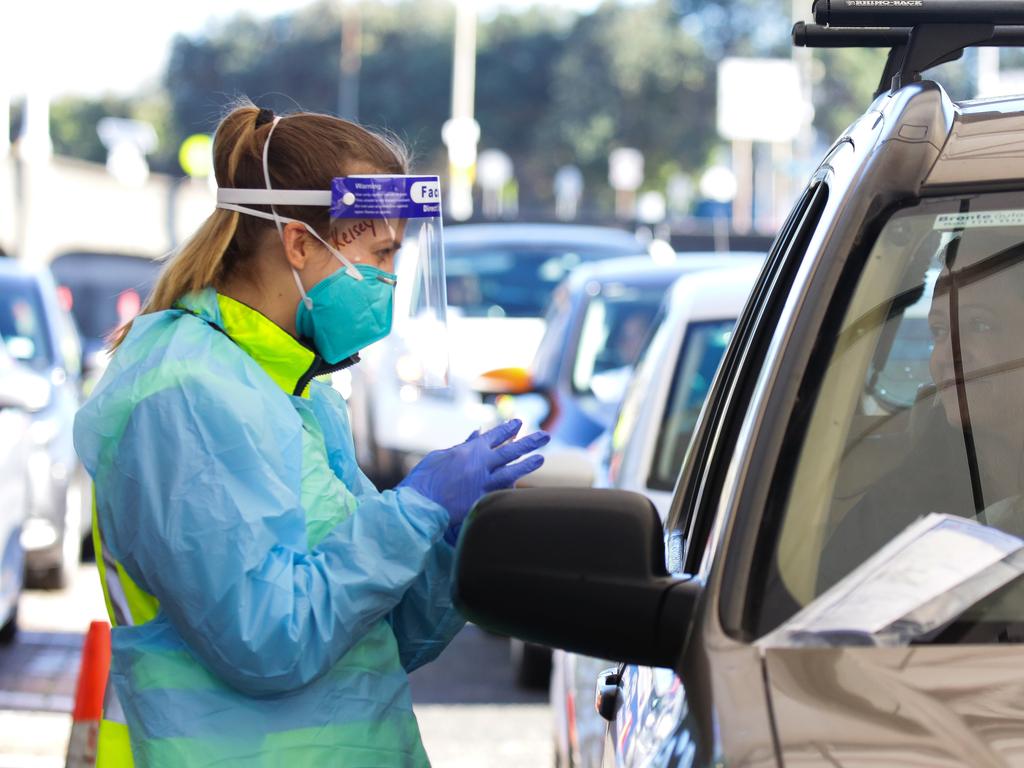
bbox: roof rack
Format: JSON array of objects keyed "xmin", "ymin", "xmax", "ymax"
[
  {"xmin": 795, "ymin": 4, "xmax": 1024, "ymax": 97},
  {"xmin": 793, "ymin": 23, "xmax": 1024, "ymax": 49},
  {"xmin": 812, "ymin": 0, "xmax": 1024, "ymax": 28}
]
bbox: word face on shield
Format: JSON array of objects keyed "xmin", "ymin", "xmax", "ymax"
[{"xmin": 336, "ymin": 175, "xmax": 451, "ymax": 389}]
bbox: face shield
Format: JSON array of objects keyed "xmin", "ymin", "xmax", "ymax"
[
  {"xmin": 217, "ymin": 172, "xmax": 449, "ymax": 385},
  {"xmin": 333, "ymin": 175, "xmax": 450, "ymax": 387}
]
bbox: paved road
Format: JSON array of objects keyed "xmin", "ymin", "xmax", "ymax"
[{"xmin": 0, "ymin": 565, "xmax": 553, "ymax": 767}]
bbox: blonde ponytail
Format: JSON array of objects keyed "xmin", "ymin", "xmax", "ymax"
[{"xmin": 107, "ymin": 97, "xmax": 408, "ymax": 351}]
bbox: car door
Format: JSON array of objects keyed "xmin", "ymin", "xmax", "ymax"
[
  {"xmin": 605, "ymin": 181, "xmax": 832, "ymax": 767},
  {"xmin": 747, "ymin": 188, "xmax": 1024, "ymax": 765},
  {"xmin": 0, "ymin": 349, "xmax": 31, "ymax": 623}
]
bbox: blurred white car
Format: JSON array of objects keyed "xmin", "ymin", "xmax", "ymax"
[
  {"xmin": 341, "ymin": 223, "xmax": 648, "ymax": 486},
  {"xmin": 0, "ymin": 334, "xmax": 49, "ymax": 643},
  {"xmin": 547, "ymin": 263, "xmax": 762, "ymax": 768}
]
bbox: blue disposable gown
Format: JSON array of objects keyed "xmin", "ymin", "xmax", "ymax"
[{"xmin": 74, "ymin": 288, "xmax": 464, "ymax": 765}]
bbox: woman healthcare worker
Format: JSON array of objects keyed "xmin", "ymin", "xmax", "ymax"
[{"xmin": 73, "ymin": 103, "xmax": 549, "ymax": 766}]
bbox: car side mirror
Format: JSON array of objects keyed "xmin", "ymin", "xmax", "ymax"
[
  {"xmin": 475, "ymin": 367, "xmax": 556, "ymax": 429},
  {"xmin": 515, "ymin": 447, "xmax": 595, "ymax": 488},
  {"xmin": 474, "ymin": 366, "xmax": 536, "ymax": 396},
  {"xmin": 455, "ymin": 488, "xmax": 699, "ymax": 668}
]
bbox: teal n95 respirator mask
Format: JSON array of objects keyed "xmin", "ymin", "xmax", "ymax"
[{"xmin": 215, "ymin": 117, "xmax": 449, "ymax": 384}]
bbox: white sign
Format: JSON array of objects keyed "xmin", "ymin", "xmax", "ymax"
[
  {"xmin": 717, "ymin": 57, "xmax": 806, "ymax": 143},
  {"xmin": 441, "ymin": 116, "xmax": 481, "ymax": 169},
  {"xmin": 699, "ymin": 166, "xmax": 737, "ymax": 203},
  {"xmin": 477, "ymin": 149, "xmax": 513, "ymax": 189},
  {"xmin": 759, "ymin": 514, "xmax": 1024, "ymax": 647},
  {"xmin": 608, "ymin": 147, "xmax": 644, "ymax": 192},
  {"xmin": 934, "ymin": 210, "xmax": 1024, "ymax": 230},
  {"xmin": 636, "ymin": 191, "xmax": 666, "ymax": 224}
]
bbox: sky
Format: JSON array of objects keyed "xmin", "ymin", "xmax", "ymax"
[{"xmin": 3, "ymin": 0, "xmax": 608, "ymax": 99}]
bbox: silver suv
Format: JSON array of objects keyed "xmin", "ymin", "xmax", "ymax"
[{"xmin": 456, "ymin": 5, "xmax": 1024, "ymax": 766}]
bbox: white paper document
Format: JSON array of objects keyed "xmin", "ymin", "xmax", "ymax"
[{"xmin": 759, "ymin": 513, "xmax": 1024, "ymax": 647}]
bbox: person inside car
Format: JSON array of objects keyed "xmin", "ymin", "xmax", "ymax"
[{"xmin": 819, "ymin": 220, "xmax": 1024, "ymax": 592}]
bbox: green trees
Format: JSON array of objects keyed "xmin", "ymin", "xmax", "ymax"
[{"xmin": 36, "ymin": 0, "xmax": 979, "ymax": 215}]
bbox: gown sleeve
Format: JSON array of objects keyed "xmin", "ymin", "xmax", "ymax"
[{"xmin": 100, "ymin": 373, "xmax": 451, "ymax": 696}]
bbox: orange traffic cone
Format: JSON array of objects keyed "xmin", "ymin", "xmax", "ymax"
[{"xmin": 65, "ymin": 621, "xmax": 111, "ymax": 768}]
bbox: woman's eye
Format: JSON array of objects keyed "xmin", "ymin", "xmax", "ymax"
[{"xmin": 968, "ymin": 317, "xmax": 993, "ymax": 334}]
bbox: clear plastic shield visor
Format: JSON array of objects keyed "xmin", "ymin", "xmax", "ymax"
[{"xmin": 332, "ymin": 175, "xmax": 449, "ymax": 388}]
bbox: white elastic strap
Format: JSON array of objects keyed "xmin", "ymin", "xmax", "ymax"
[
  {"xmin": 258, "ymin": 118, "xmax": 320, "ymax": 307},
  {"xmin": 216, "ymin": 202, "xmax": 363, "ymax": 283},
  {"xmin": 262, "ymin": 117, "xmax": 285, "ymax": 241},
  {"xmin": 256, "ymin": 116, "xmax": 360, "ymax": 303},
  {"xmin": 216, "ymin": 188, "xmax": 332, "ymax": 206}
]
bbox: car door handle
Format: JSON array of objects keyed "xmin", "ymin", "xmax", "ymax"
[{"xmin": 595, "ymin": 667, "xmax": 622, "ymax": 722}]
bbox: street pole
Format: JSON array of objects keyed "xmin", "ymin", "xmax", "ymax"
[
  {"xmin": 443, "ymin": 2, "xmax": 479, "ymax": 222},
  {"xmin": 338, "ymin": 0, "xmax": 362, "ymax": 122},
  {"xmin": 731, "ymin": 139, "xmax": 753, "ymax": 234}
]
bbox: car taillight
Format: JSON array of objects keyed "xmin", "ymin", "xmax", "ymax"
[
  {"xmin": 117, "ymin": 289, "xmax": 142, "ymax": 324},
  {"xmin": 567, "ymin": 689, "xmax": 577, "ymax": 751},
  {"xmin": 57, "ymin": 286, "xmax": 73, "ymax": 312}
]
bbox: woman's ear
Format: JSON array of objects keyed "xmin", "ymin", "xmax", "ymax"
[{"xmin": 281, "ymin": 221, "xmax": 317, "ymax": 271}]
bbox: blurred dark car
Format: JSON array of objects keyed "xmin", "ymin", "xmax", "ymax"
[
  {"xmin": 0, "ymin": 260, "xmax": 92, "ymax": 588},
  {"xmin": 0, "ymin": 330, "xmax": 50, "ymax": 640},
  {"xmin": 49, "ymin": 251, "xmax": 162, "ymax": 391}
]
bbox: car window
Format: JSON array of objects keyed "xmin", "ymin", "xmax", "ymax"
[
  {"xmin": 531, "ymin": 283, "xmax": 574, "ymax": 384},
  {"xmin": 0, "ymin": 276, "xmax": 54, "ymax": 372},
  {"xmin": 647, "ymin": 320, "xmax": 736, "ymax": 492},
  {"xmin": 442, "ymin": 244, "xmax": 640, "ymax": 319},
  {"xmin": 756, "ymin": 191, "xmax": 1024, "ymax": 639},
  {"xmin": 570, "ymin": 284, "xmax": 664, "ymax": 397},
  {"xmin": 607, "ymin": 305, "xmax": 666, "ymax": 486}
]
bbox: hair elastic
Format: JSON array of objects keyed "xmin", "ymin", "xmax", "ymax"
[{"xmin": 255, "ymin": 107, "xmax": 275, "ymax": 128}]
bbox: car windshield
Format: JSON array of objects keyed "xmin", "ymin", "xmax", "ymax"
[
  {"xmin": 647, "ymin": 320, "xmax": 735, "ymax": 492},
  {"xmin": 49, "ymin": 253, "xmax": 161, "ymax": 349},
  {"xmin": 0, "ymin": 275, "xmax": 54, "ymax": 372},
  {"xmin": 757, "ymin": 191, "xmax": 1024, "ymax": 640},
  {"xmin": 443, "ymin": 243, "xmax": 641, "ymax": 318},
  {"xmin": 570, "ymin": 284, "xmax": 664, "ymax": 398}
]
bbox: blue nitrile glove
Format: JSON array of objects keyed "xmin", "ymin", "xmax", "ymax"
[{"xmin": 399, "ymin": 419, "xmax": 550, "ymax": 545}]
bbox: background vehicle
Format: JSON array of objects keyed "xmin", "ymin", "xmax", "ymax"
[
  {"xmin": 345, "ymin": 223, "xmax": 648, "ymax": 486},
  {"xmin": 482, "ymin": 253, "xmax": 762, "ymax": 461},
  {"xmin": 0, "ymin": 339, "xmax": 49, "ymax": 642},
  {"xmin": 48, "ymin": 251, "xmax": 162, "ymax": 393},
  {"xmin": 455, "ymin": 8, "xmax": 1024, "ymax": 767},
  {"xmin": 0, "ymin": 260, "xmax": 90, "ymax": 588},
  {"xmin": 550, "ymin": 263, "xmax": 760, "ymax": 768},
  {"xmin": 484, "ymin": 253, "xmax": 761, "ymax": 689}
]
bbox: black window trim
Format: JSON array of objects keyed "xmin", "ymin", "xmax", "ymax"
[{"xmin": 670, "ymin": 180, "xmax": 831, "ymax": 578}]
